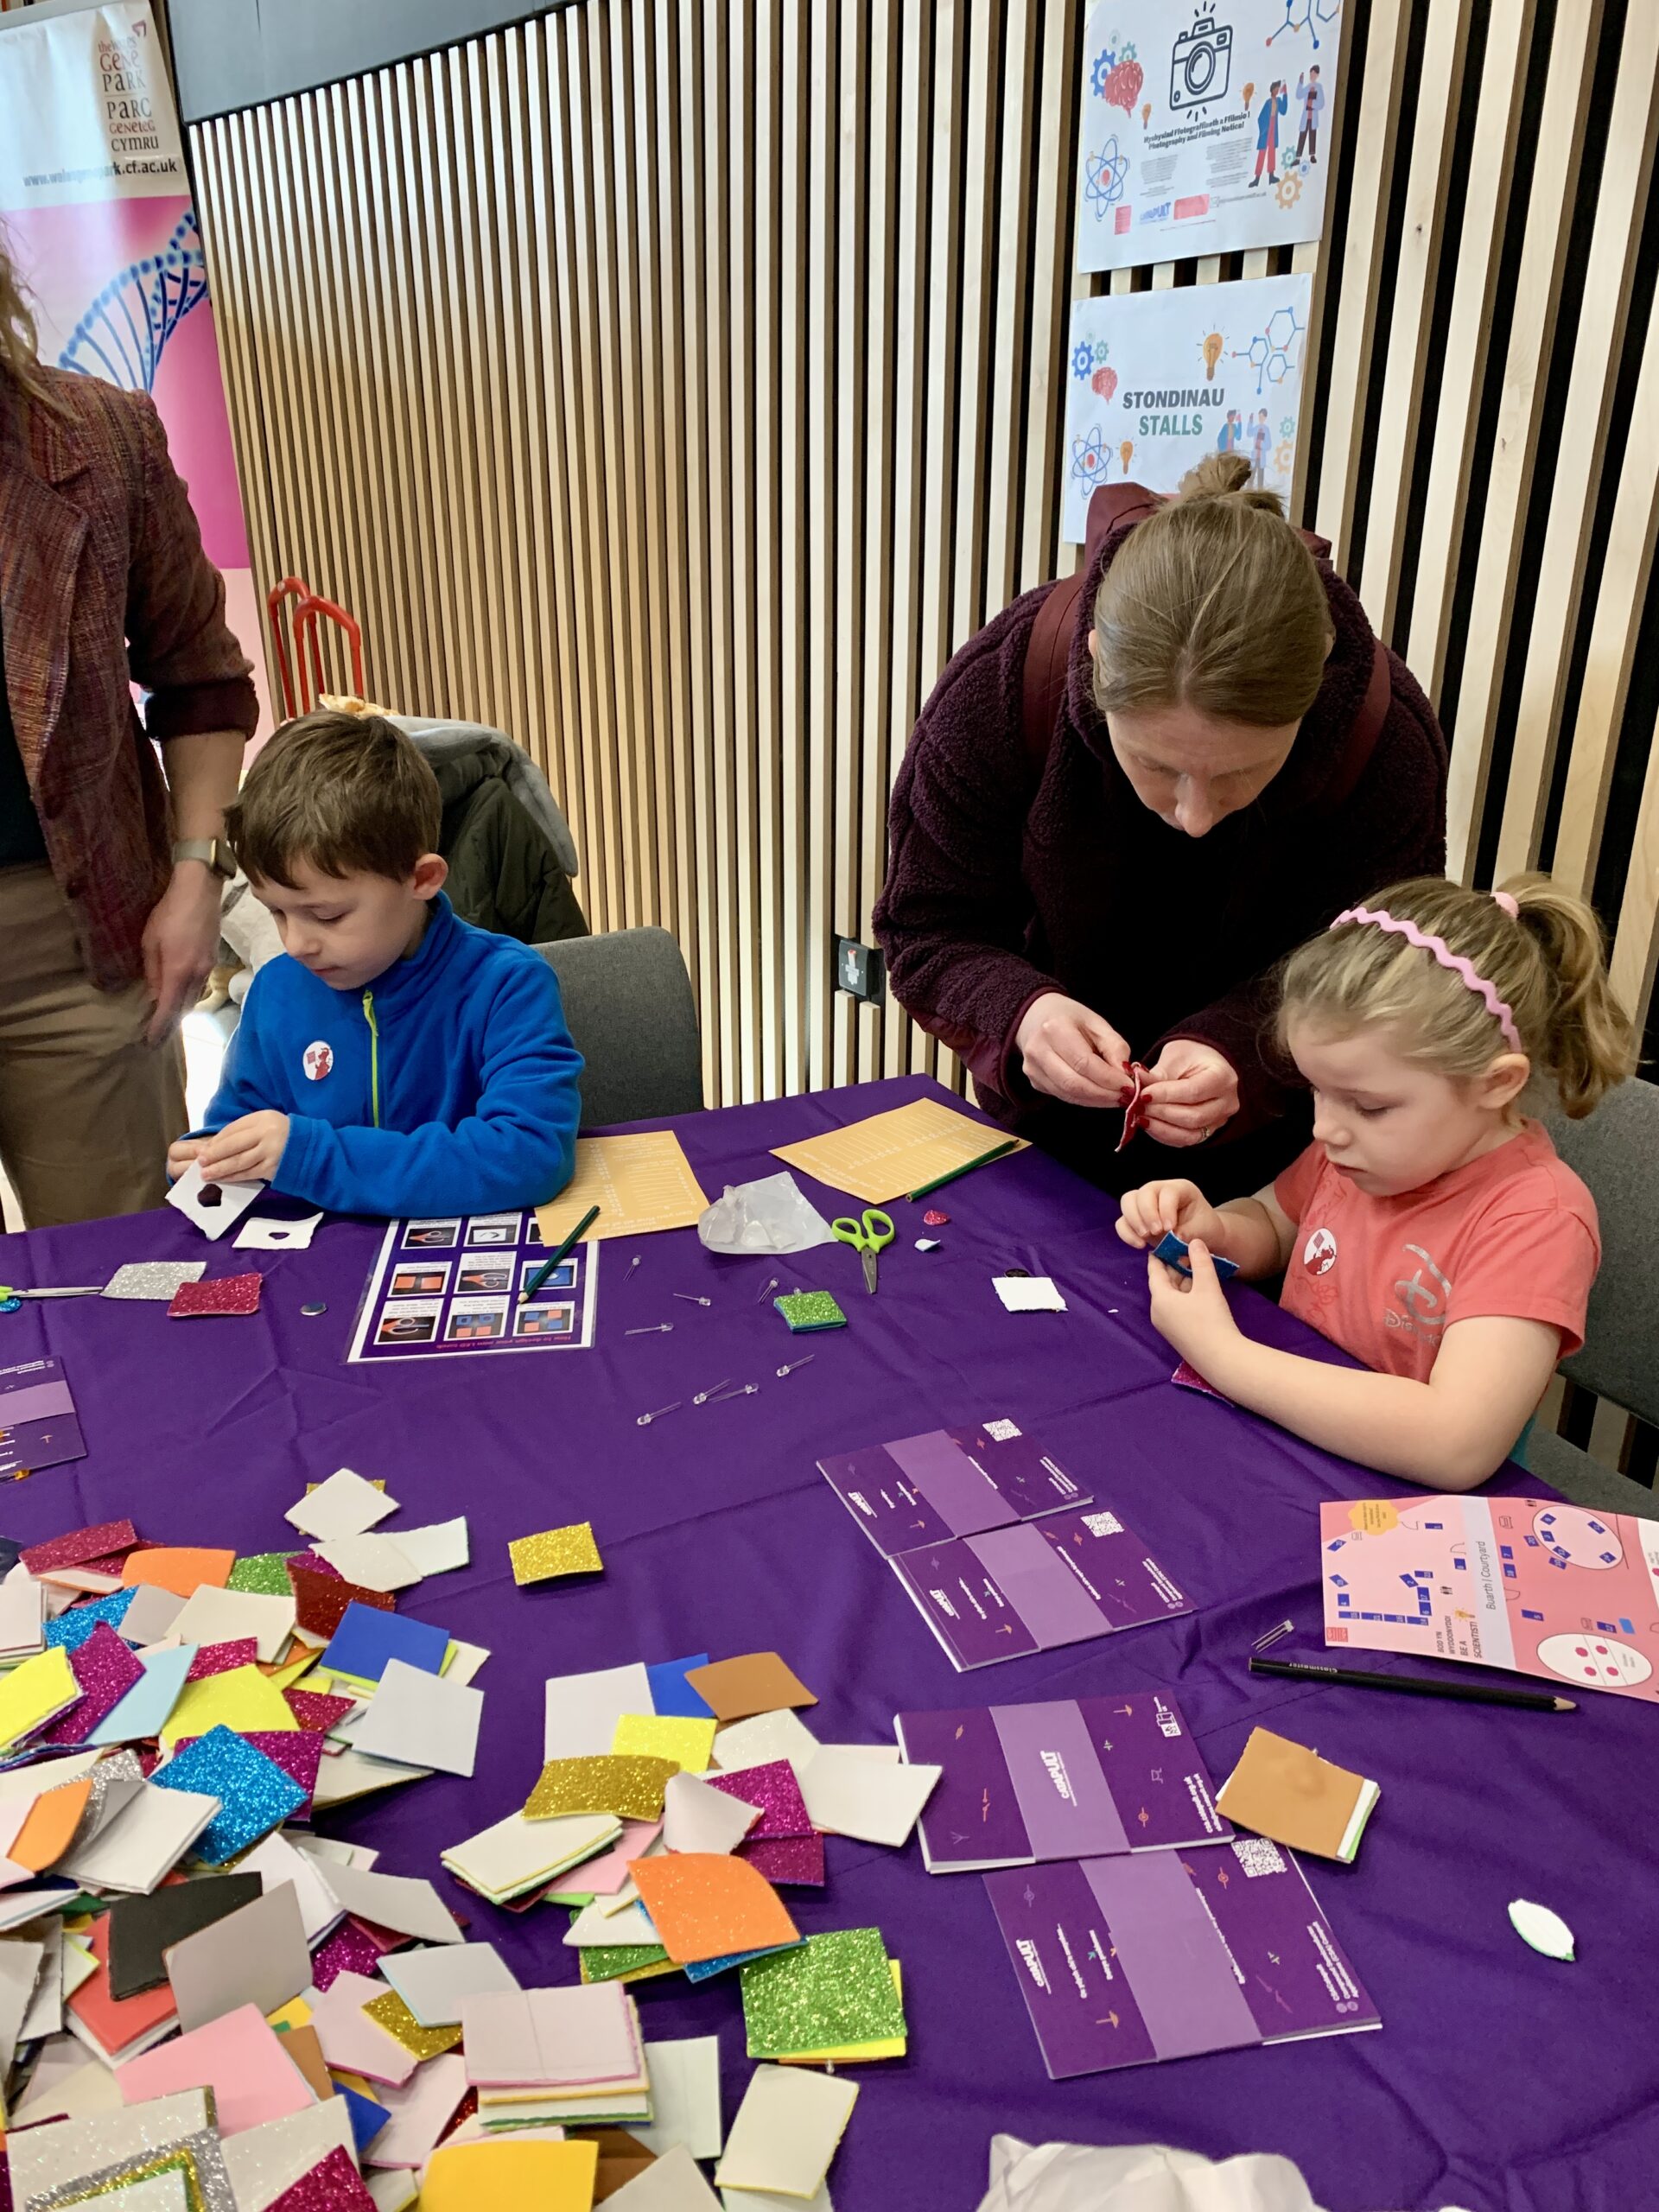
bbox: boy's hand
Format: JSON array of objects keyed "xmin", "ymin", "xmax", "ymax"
[
  {"xmin": 1146, "ymin": 1239, "xmax": 1239, "ymax": 1366},
  {"xmin": 1116, "ymin": 1179, "xmax": 1224, "ymax": 1250},
  {"xmin": 196, "ymin": 1111, "xmax": 290, "ymax": 1185},
  {"xmin": 166, "ymin": 1136, "xmax": 206, "ymax": 1184}
]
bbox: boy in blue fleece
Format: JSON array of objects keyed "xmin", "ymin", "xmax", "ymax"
[{"xmin": 168, "ymin": 709, "xmax": 582, "ymax": 1217}]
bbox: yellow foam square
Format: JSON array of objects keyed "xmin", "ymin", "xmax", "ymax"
[
  {"xmin": 0, "ymin": 1647, "xmax": 79, "ymax": 1750},
  {"xmin": 611, "ymin": 1713, "xmax": 717, "ymax": 1773},
  {"xmin": 159, "ymin": 1662, "xmax": 301, "ymax": 1748}
]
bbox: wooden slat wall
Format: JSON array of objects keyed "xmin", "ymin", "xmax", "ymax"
[{"xmin": 190, "ymin": 0, "xmax": 1659, "ymax": 1122}]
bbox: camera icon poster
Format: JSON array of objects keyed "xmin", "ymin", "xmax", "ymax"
[
  {"xmin": 1061, "ymin": 271, "xmax": 1311, "ymax": 543},
  {"xmin": 1077, "ymin": 0, "xmax": 1344, "ymax": 272}
]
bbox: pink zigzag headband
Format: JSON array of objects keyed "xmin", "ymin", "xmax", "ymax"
[{"xmin": 1329, "ymin": 900, "xmax": 1522, "ymax": 1051}]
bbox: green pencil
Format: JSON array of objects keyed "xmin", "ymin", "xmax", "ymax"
[
  {"xmin": 519, "ymin": 1204, "xmax": 601, "ymax": 1301},
  {"xmin": 906, "ymin": 1138, "xmax": 1020, "ymax": 1203}
]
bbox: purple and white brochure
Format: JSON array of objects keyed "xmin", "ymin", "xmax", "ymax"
[
  {"xmin": 895, "ymin": 1690, "xmax": 1228, "ymax": 1872},
  {"xmin": 986, "ymin": 1840, "xmax": 1379, "ymax": 2078},
  {"xmin": 0, "ymin": 1359, "xmax": 86, "ymax": 1478},
  {"xmin": 818, "ymin": 1419, "xmax": 1090, "ymax": 1559}
]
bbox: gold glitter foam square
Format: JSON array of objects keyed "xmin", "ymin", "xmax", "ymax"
[
  {"xmin": 524, "ymin": 1753, "xmax": 679, "ymax": 1821},
  {"xmin": 363, "ymin": 1986, "xmax": 462, "ymax": 2059},
  {"xmin": 509, "ymin": 1522, "xmax": 603, "ymax": 1584}
]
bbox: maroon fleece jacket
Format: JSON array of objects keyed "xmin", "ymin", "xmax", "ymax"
[{"xmin": 874, "ymin": 530, "xmax": 1448, "ymax": 1172}]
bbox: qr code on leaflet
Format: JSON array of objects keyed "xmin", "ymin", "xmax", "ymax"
[
  {"xmin": 1082, "ymin": 1510, "xmax": 1123, "ymax": 1537},
  {"xmin": 1232, "ymin": 1838, "xmax": 1287, "ymax": 1878},
  {"xmin": 983, "ymin": 1419, "xmax": 1021, "ymax": 1441}
]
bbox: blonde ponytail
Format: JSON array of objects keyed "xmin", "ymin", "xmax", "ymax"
[
  {"xmin": 1508, "ymin": 875, "xmax": 1639, "ymax": 1117},
  {"xmin": 1090, "ymin": 454, "xmax": 1333, "ymax": 728},
  {"xmin": 1279, "ymin": 873, "xmax": 1639, "ymax": 1118},
  {"xmin": 0, "ymin": 226, "xmax": 54, "ymax": 410}
]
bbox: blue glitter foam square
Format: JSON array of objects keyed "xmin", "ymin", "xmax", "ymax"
[
  {"xmin": 152, "ymin": 1723, "xmax": 304, "ymax": 1863},
  {"xmin": 45, "ymin": 1587, "xmax": 136, "ymax": 1651}
]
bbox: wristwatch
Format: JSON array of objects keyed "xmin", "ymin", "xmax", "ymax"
[{"xmin": 172, "ymin": 837, "xmax": 237, "ymax": 881}]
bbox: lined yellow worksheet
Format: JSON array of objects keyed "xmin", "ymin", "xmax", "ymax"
[
  {"xmin": 534, "ymin": 1132, "xmax": 711, "ymax": 1243},
  {"xmin": 770, "ymin": 1096, "xmax": 1027, "ymax": 1205}
]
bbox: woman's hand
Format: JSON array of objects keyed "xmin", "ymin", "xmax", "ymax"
[
  {"xmin": 1145, "ymin": 1238, "xmax": 1240, "ymax": 1367},
  {"xmin": 1116, "ymin": 1179, "xmax": 1226, "ymax": 1251},
  {"xmin": 1140, "ymin": 1039, "xmax": 1239, "ymax": 1147},
  {"xmin": 1014, "ymin": 993, "xmax": 1131, "ymax": 1109},
  {"xmin": 141, "ymin": 864, "xmax": 224, "ymax": 1045}
]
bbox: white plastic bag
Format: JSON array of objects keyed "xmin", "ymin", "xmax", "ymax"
[
  {"xmin": 696, "ymin": 1172, "xmax": 835, "ymax": 1255},
  {"xmin": 977, "ymin": 2139, "xmax": 1330, "ymax": 2212}
]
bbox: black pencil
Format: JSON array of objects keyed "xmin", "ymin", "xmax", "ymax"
[
  {"xmin": 1249, "ymin": 1655, "xmax": 1574, "ymax": 1712},
  {"xmin": 519, "ymin": 1204, "xmax": 601, "ymax": 1302}
]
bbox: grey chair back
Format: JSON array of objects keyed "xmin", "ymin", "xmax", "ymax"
[
  {"xmin": 1541, "ymin": 1076, "xmax": 1659, "ymax": 1428},
  {"xmin": 536, "ymin": 928, "xmax": 703, "ymax": 1129}
]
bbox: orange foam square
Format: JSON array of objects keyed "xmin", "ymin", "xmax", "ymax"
[
  {"xmin": 632, "ymin": 1851, "xmax": 798, "ymax": 1965},
  {"xmin": 120, "ymin": 1548, "xmax": 236, "ymax": 1599}
]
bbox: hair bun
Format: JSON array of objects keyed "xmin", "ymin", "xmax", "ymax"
[{"xmin": 1175, "ymin": 449, "xmax": 1286, "ymax": 517}]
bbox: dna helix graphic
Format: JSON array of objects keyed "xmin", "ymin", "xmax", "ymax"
[{"xmin": 56, "ymin": 208, "xmax": 208, "ymax": 392}]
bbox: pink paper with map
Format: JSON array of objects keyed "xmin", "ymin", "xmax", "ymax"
[{"xmin": 1320, "ymin": 1494, "xmax": 1659, "ymax": 1703}]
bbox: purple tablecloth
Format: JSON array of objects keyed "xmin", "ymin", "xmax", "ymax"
[{"xmin": 1, "ymin": 1076, "xmax": 1651, "ymax": 2212}]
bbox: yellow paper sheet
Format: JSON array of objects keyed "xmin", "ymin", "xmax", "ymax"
[
  {"xmin": 771, "ymin": 1096, "xmax": 1027, "ymax": 1205},
  {"xmin": 535, "ymin": 1132, "xmax": 709, "ymax": 1244}
]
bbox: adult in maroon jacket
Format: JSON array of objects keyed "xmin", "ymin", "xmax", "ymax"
[{"xmin": 874, "ymin": 461, "xmax": 1448, "ymax": 1197}]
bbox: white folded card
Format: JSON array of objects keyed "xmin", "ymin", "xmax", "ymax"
[
  {"xmin": 166, "ymin": 1160, "xmax": 265, "ymax": 1240},
  {"xmin": 714, "ymin": 2066, "xmax": 857, "ymax": 2201}
]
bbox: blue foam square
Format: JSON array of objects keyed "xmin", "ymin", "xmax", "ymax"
[
  {"xmin": 647, "ymin": 1655, "xmax": 714, "ymax": 1719},
  {"xmin": 683, "ymin": 1940, "xmax": 801, "ymax": 1982},
  {"xmin": 152, "ymin": 1723, "xmax": 304, "ymax": 1863},
  {"xmin": 335, "ymin": 2082, "xmax": 391, "ymax": 2152},
  {"xmin": 320, "ymin": 1602, "xmax": 449, "ymax": 1684},
  {"xmin": 1150, "ymin": 1230, "xmax": 1240, "ymax": 1281}
]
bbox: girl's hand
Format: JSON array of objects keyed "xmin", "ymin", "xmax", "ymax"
[
  {"xmin": 1140, "ymin": 1039, "xmax": 1240, "ymax": 1148},
  {"xmin": 1014, "ymin": 993, "xmax": 1132, "ymax": 1109},
  {"xmin": 1116, "ymin": 1179, "xmax": 1225, "ymax": 1250},
  {"xmin": 1146, "ymin": 1239, "xmax": 1240, "ymax": 1366}
]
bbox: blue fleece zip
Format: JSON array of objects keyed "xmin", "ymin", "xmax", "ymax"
[{"xmin": 202, "ymin": 895, "xmax": 583, "ymax": 1217}]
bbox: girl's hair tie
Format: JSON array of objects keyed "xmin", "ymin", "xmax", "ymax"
[
  {"xmin": 1492, "ymin": 889, "xmax": 1519, "ymax": 918},
  {"xmin": 1329, "ymin": 905, "xmax": 1522, "ymax": 1052}
]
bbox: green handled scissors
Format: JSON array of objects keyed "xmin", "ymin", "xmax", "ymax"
[
  {"xmin": 831, "ymin": 1208, "xmax": 894, "ymax": 1296},
  {"xmin": 0, "ymin": 1285, "xmax": 104, "ymax": 1315}
]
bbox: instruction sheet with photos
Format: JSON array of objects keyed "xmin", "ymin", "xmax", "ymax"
[{"xmin": 347, "ymin": 1209, "xmax": 599, "ymax": 1362}]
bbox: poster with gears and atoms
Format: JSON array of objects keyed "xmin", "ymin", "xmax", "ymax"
[
  {"xmin": 1077, "ymin": 0, "xmax": 1344, "ymax": 270},
  {"xmin": 1060, "ymin": 272, "xmax": 1312, "ymax": 543}
]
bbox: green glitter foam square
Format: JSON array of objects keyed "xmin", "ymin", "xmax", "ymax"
[
  {"xmin": 773, "ymin": 1291, "xmax": 847, "ymax": 1332},
  {"xmin": 227, "ymin": 1551, "xmax": 306, "ymax": 1596},
  {"xmin": 741, "ymin": 1926, "xmax": 906, "ymax": 2056}
]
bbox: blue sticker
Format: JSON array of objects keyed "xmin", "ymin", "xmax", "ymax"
[{"xmin": 1151, "ymin": 1230, "xmax": 1239, "ymax": 1281}]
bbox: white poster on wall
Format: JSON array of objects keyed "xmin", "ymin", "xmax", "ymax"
[
  {"xmin": 1061, "ymin": 271, "xmax": 1313, "ymax": 543},
  {"xmin": 1076, "ymin": 1, "xmax": 1343, "ymax": 272}
]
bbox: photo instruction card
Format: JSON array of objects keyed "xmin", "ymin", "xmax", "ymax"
[
  {"xmin": 986, "ymin": 1840, "xmax": 1379, "ymax": 2079},
  {"xmin": 347, "ymin": 1210, "xmax": 599, "ymax": 1363},
  {"xmin": 1320, "ymin": 1494, "xmax": 1659, "ymax": 1703},
  {"xmin": 896, "ymin": 1689, "xmax": 1230, "ymax": 1873}
]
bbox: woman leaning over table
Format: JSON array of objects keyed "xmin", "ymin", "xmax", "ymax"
[
  {"xmin": 873, "ymin": 455, "xmax": 1450, "ymax": 1199},
  {"xmin": 0, "ymin": 232, "xmax": 256, "ymax": 1228}
]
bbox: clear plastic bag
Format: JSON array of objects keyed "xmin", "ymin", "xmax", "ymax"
[
  {"xmin": 977, "ymin": 2139, "xmax": 1332, "ymax": 2212},
  {"xmin": 696, "ymin": 1172, "xmax": 836, "ymax": 1255}
]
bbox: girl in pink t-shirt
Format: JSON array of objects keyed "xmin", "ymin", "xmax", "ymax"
[{"xmin": 1117, "ymin": 874, "xmax": 1637, "ymax": 1491}]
